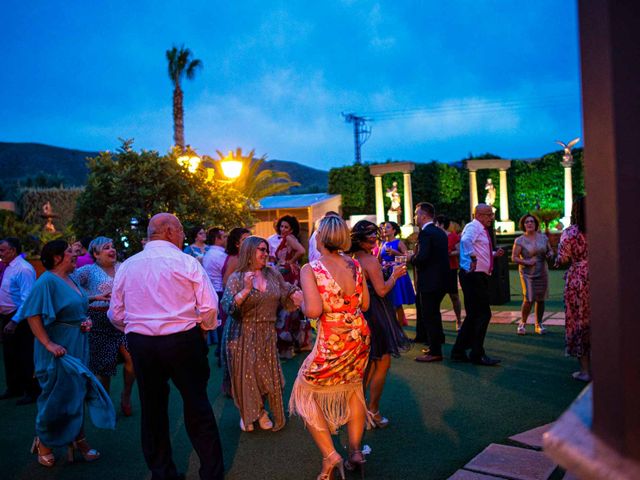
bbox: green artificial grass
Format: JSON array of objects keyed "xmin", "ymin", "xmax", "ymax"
[{"xmin": 0, "ymin": 321, "xmax": 583, "ymax": 480}]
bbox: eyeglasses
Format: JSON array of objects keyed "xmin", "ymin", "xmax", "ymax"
[{"xmin": 256, "ymin": 247, "xmax": 269, "ymax": 253}]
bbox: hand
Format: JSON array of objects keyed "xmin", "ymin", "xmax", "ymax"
[
  {"xmin": 392, "ymin": 264, "xmax": 407, "ymax": 279},
  {"xmin": 495, "ymin": 248, "xmax": 505, "ymax": 257},
  {"xmin": 45, "ymin": 341, "xmax": 67, "ymax": 357},
  {"xmin": 291, "ymin": 290, "xmax": 304, "ymax": 307},
  {"xmin": 80, "ymin": 318, "xmax": 93, "ymax": 333},
  {"xmin": 243, "ymin": 272, "xmax": 256, "ymax": 290},
  {"xmin": 3, "ymin": 320, "xmax": 17, "ymax": 335},
  {"xmin": 93, "ymin": 292, "xmax": 111, "ymax": 302}
]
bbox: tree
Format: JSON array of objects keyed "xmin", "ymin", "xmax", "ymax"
[
  {"xmin": 210, "ymin": 148, "xmax": 299, "ymax": 206},
  {"xmin": 73, "ymin": 140, "xmax": 252, "ymax": 256},
  {"xmin": 166, "ymin": 45, "xmax": 203, "ymax": 149}
]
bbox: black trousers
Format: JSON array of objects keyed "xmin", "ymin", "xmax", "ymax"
[
  {"xmin": 452, "ymin": 270, "xmax": 492, "ymax": 360},
  {"xmin": 416, "ymin": 291, "xmax": 446, "ymax": 355},
  {"xmin": 0, "ymin": 312, "xmax": 40, "ymax": 397},
  {"xmin": 127, "ymin": 327, "xmax": 224, "ymax": 480}
]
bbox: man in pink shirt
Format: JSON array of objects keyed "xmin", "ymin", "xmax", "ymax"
[{"xmin": 109, "ymin": 213, "xmax": 223, "ymax": 480}]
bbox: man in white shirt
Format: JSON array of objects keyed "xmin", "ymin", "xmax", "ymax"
[
  {"xmin": 451, "ymin": 204, "xmax": 504, "ymax": 366},
  {"xmin": 109, "ymin": 213, "xmax": 223, "ymax": 480},
  {"xmin": 308, "ymin": 211, "xmax": 341, "ymax": 263},
  {"xmin": 202, "ymin": 227, "xmax": 228, "ymax": 358},
  {"xmin": 0, "ymin": 238, "xmax": 39, "ymax": 405}
]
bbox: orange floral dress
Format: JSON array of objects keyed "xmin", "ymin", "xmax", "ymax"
[{"xmin": 289, "ymin": 258, "xmax": 371, "ymax": 433}]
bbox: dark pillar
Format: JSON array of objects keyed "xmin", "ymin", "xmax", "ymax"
[{"xmin": 579, "ymin": 0, "xmax": 640, "ymax": 459}]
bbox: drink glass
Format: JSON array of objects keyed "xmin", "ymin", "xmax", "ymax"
[{"xmin": 395, "ymin": 255, "xmax": 407, "ymax": 265}]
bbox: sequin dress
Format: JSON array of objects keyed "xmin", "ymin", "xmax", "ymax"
[
  {"xmin": 221, "ymin": 268, "xmax": 299, "ymax": 432},
  {"xmin": 514, "ymin": 233, "xmax": 551, "ymax": 302},
  {"xmin": 289, "ymin": 258, "xmax": 371, "ymax": 433}
]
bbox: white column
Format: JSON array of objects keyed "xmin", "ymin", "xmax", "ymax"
[
  {"xmin": 469, "ymin": 170, "xmax": 478, "ymax": 218},
  {"xmin": 499, "ymin": 168, "xmax": 509, "ymax": 221},
  {"xmin": 374, "ymin": 174, "xmax": 385, "ymax": 225},
  {"xmin": 402, "ymin": 172, "xmax": 413, "ymax": 226},
  {"xmin": 562, "ymin": 165, "xmax": 573, "ymax": 227}
]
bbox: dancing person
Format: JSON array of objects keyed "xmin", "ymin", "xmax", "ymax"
[
  {"xmin": 349, "ymin": 221, "xmax": 410, "ymax": 429},
  {"xmin": 109, "ymin": 213, "xmax": 224, "ymax": 480},
  {"xmin": 450, "ymin": 204, "xmax": 505, "ymax": 366},
  {"xmin": 512, "ymin": 214, "xmax": 553, "ymax": 335},
  {"xmin": 556, "ymin": 196, "xmax": 591, "ymax": 382},
  {"xmin": 221, "ymin": 236, "xmax": 303, "ymax": 432},
  {"xmin": 72, "ymin": 236, "xmax": 135, "ymax": 416},
  {"xmin": 289, "ymin": 215, "xmax": 371, "ymax": 480},
  {"xmin": 203, "ymin": 227, "xmax": 228, "ymax": 350},
  {"xmin": 16, "ymin": 240, "xmax": 115, "ymax": 467},
  {"xmin": 435, "ymin": 215, "xmax": 463, "ymax": 330},
  {"xmin": 74, "ymin": 236, "xmax": 94, "ymax": 268},
  {"xmin": 222, "ymin": 228, "xmax": 251, "ymax": 286},
  {"xmin": 410, "ymin": 203, "xmax": 449, "ymax": 362},
  {"xmin": 378, "ymin": 221, "xmax": 416, "ymax": 327},
  {"xmin": 268, "ymin": 215, "xmax": 307, "ymax": 357},
  {"xmin": 0, "ymin": 237, "xmax": 40, "ymax": 405},
  {"xmin": 184, "ymin": 225, "xmax": 211, "ymax": 262}
]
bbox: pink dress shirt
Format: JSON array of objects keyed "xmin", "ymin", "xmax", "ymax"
[
  {"xmin": 459, "ymin": 219, "xmax": 494, "ymax": 274},
  {"xmin": 108, "ymin": 240, "xmax": 218, "ymax": 336}
]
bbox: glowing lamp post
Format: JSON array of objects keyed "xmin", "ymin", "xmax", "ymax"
[
  {"xmin": 220, "ymin": 151, "xmax": 243, "ymax": 179},
  {"xmin": 177, "ymin": 154, "xmax": 201, "ymax": 173}
]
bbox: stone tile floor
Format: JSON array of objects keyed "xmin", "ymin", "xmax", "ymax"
[{"xmin": 404, "ymin": 308, "xmax": 565, "ymax": 326}]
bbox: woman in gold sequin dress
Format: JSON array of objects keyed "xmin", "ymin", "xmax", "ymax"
[{"xmin": 289, "ymin": 216, "xmax": 371, "ymax": 480}]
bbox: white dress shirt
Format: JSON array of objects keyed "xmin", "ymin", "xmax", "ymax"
[
  {"xmin": 267, "ymin": 234, "xmax": 281, "ymax": 259},
  {"xmin": 202, "ymin": 245, "xmax": 227, "ymax": 292},
  {"xmin": 0, "ymin": 256, "xmax": 36, "ymax": 320},
  {"xmin": 108, "ymin": 240, "xmax": 218, "ymax": 335},
  {"xmin": 459, "ymin": 219, "xmax": 493, "ymax": 274},
  {"xmin": 308, "ymin": 231, "xmax": 320, "ymax": 263}
]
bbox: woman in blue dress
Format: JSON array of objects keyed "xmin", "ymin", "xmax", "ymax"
[
  {"xmin": 16, "ymin": 240, "xmax": 115, "ymax": 467},
  {"xmin": 379, "ymin": 221, "xmax": 416, "ymax": 327},
  {"xmin": 183, "ymin": 225, "xmax": 210, "ymax": 262}
]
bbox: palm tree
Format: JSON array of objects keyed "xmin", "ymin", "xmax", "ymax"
[
  {"xmin": 166, "ymin": 45, "xmax": 203, "ymax": 149},
  {"xmin": 213, "ymin": 148, "xmax": 300, "ymax": 205}
]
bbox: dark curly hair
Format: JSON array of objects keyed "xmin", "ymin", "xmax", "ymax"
[
  {"xmin": 518, "ymin": 214, "xmax": 540, "ymax": 231},
  {"xmin": 385, "ymin": 221, "xmax": 401, "ymax": 236},
  {"xmin": 225, "ymin": 227, "xmax": 251, "ymax": 255},
  {"xmin": 275, "ymin": 215, "xmax": 300, "ymax": 238},
  {"xmin": 347, "ymin": 220, "xmax": 380, "ymax": 254},
  {"xmin": 188, "ymin": 225, "xmax": 206, "ymax": 244},
  {"xmin": 571, "ymin": 196, "xmax": 586, "ymax": 233},
  {"xmin": 40, "ymin": 239, "xmax": 69, "ymax": 270}
]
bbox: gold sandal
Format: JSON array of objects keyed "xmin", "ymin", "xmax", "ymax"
[{"xmin": 31, "ymin": 437, "xmax": 55, "ymax": 467}]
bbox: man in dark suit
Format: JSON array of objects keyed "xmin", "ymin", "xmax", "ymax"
[{"xmin": 410, "ymin": 202, "xmax": 450, "ymax": 362}]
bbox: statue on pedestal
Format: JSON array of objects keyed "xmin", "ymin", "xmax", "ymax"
[
  {"xmin": 484, "ymin": 178, "xmax": 496, "ymax": 207},
  {"xmin": 386, "ymin": 181, "xmax": 402, "ymax": 223},
  {"xmin": 41, "ymin": 201, "xmax": 58, "ymax": 233}
]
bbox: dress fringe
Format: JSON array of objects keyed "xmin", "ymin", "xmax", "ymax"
[{"xmin": 289, "ymin": 376, "xmax": 367, "ymax": 434}]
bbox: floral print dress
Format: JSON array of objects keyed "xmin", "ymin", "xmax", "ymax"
[
  {"xmin": 289, "ymin": 258, "xmax": 371, "ymax": 433},
  {"xmin": 558, "ymin": 225, "xmax": 590, "ymax": 357}
]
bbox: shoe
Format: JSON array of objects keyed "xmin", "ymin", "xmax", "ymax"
[
  {"xmin": 344, "ymin": 450, "xmax": 366, "ymax": 479},
  {"xmin": 31, "ymin": 437, "xmax": 55, "ymax": 467},
  {"xmin": 451, "ymin": 353, "xmax": 471, "ymax": 363},
  {"xmin": 420, "ymin": 347, "xmax": 430, "ymax": 354},
  {"xmin": 317, "ymin": 450, "xmax": 345, "ymax": 480},
  {"xmin": 67, "ymin": 437, "xmax": 101, "ymax": 462},
  {"xmin": 366, "ymin": 411, "xmax": 389, "ymax": 430},
  {"xmin": 535, "ymin": 324, "xmax": 547, "ymax": 335},
  {"xmin": 258, "ymin": 411, "xmax": 273, "ymax": 430},
  {"xmin": 572, "ymin": 371, "xmax": 591, "ymax": 382},
  {"xmin": 0, "ymin": 390, "xmax": 20, "ymax": 400},
  {"xmin": 415, "ymin": 354, "xmax": 443, "ymax": 363},
  {"xmin": 471, "ymin": 355, "xmax": 501, "ymax": 366},
  {"xmin": 517, "ymin": 323, "xmax": 526, "ymax": 335},
  {"xmin": 239, "ymin": 418, "xmax": 254, "ymax": 432},
  {"xmin": 16, "ymin": 394, "xmax": 38, "ymax": 406},
  {"xmin": 120, "ymin": 394, "xmax": 133, "ymax": 417}
]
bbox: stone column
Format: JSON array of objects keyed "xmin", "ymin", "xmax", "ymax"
[
  {"xmin": 499, "ymin": 169, "xmax": 509, "ymax": 222},
  {"xmin": 469, "ymin": 170, "xmax": 478, "ymax": 218},
  {"xmin": 562, "ymin": 164, "xmax": 573, "ymax": 227},
  {"xmin": 374, "ymin": 174, "xmax": 384, "ymax": 225},
  {"xmin": 402, "ymin": 172, "xmax": 413, "ymax": 226}
]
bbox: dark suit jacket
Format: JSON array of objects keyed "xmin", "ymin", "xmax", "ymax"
[{"xmin": 410, "ymin": 223, "xmax": 449, "ymax": 293}]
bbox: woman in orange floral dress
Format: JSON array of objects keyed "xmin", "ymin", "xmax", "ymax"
[{"xmin": 289, "ymin": 215, "xmax": 371, "ymax": 480}]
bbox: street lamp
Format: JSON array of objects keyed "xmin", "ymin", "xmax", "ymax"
[
  {"xmin": 220, "ymin": 151, "xmax": 243, "ymax": 179},
  {"xmin": 177, "ymin": 154, "xmax": 201, "ymax": 173}
]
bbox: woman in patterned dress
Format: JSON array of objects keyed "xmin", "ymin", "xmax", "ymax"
[
  {"xmin": 183, "ymin": 225, "xmax": 210, "ymax": 262},
  {"xmin": 221, "ymin": 236, "xmax": 303, "ymax": 432},
  {"xmin": 512, "ymin": 214, "xmax": 554, "ymax": 335},
  {"xmin": 556, "ymin": 196, "xmax": 591, "ymax": 382},
  {"xmin": 72, "ymin": 237, "xmax": 136, "ymax": 415},
  {"xmin": 290, "ymin": 216, "xmax": 371, "ymax": 480}
]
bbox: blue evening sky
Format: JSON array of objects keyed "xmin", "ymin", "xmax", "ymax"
[{"xmin": 0, "ymin": 0, "xmax": 581, "ymax": 170}]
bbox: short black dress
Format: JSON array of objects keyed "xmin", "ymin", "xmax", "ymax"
[{"xmin": 364, "ymin": 280, "xmax": 411, "ymax": 360}]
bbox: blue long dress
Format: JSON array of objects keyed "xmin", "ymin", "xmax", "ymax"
[
  {"xmin": 15, "ymin": 271, "xmax": 115, "ymax": 447},
  {"xmin": 380, "ymin": 239, "xmax": 417, "ymax": 307}
]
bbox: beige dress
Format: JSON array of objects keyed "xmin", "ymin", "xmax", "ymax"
[
  {"xmin": 221, "ymin": 268, "xmax": 298, "ymax": 431},
  {"xmin": 514, "ymin": 233, "xmax": 551, "ymax": 302}
]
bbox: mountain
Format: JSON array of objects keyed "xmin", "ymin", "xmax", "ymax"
[{"xmin": 0, "ymin": 142, "xmax": 328, "ymax": 194}]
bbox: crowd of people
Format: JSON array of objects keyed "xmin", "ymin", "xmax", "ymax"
[{"xmin": 0, "ymin": 196, "xmax": 591, "ymax": 479}]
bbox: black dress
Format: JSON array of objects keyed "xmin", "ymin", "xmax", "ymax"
[{"xmin": 364, "ymin": 280, "xmax": 411, "ymax": 360}]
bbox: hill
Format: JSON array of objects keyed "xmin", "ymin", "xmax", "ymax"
[{"xmin": 0, "ymin": 142, "xmax": 328, "ymax": 195}]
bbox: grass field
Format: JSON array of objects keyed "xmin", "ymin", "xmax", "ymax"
[{"xmin": 0, "ymin": 318, "xmax": 582, "ymax": 480}]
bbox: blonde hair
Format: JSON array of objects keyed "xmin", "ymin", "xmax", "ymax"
[{"xmin": 316, "ymin": 216, "xmax": 351, "ymax": 252}]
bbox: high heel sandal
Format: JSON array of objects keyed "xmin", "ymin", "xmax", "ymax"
[
  {"xmin": 67, "ymin": 437, "xmax": 100, "ymax": 462},
  {"xmin": 239, "ymin": 418, "xmax": 254, "ymax": 432},
  {"xmin": 344, "ymin": 450, "xmax": 366, "ymax": 479},
  {"xmin": 31, "ymin": 437, "xmax": 55, "ymax": 467},
  {"xmin": 258, "ymin": 410, "xmax": 273, "ymax": 430},
  {"xmin": 366, "ymin": 410, "xmax": 389, "ymax": 430},
  {"xmin": 317, "ymin": 450, "xmax": 345, "ymax": 480}
]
